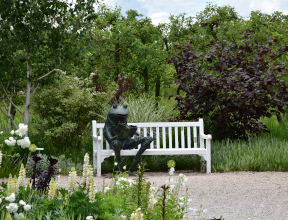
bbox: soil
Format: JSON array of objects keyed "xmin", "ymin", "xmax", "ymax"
[{"xmin": 1, "ymin": 171, "xmax": 287, "ymax": 220}]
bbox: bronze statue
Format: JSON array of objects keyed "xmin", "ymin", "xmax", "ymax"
[{"xmin": 103, "ymin": 104, "xmax": 153, "ymax": 176}]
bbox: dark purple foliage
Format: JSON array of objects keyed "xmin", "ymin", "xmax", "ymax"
[
  {"xmin": 112, "ymin": 72, "xmax": 139, "ymax": 103},
  {"xmin": 169, "ymin": 29, "xmax": 288, "ymax": 140},
  {"xmin": 48, "ymin": 157, "xmax": 58, "ymax": 166},
  {"xmin": 32, "ymin": 156, "xmax": 42, "ymax": 163}
]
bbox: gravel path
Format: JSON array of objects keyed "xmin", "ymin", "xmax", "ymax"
[{"xmin": 1, "ymin": 171, "xmax": 287, "ymax": 220}]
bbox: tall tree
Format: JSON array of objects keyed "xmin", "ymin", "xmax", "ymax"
[{"xmin": 0, "ymin": 0, "xmax": 98, "ymax": 134}]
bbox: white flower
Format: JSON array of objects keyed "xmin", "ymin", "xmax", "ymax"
[
  {"xmin": 0, "ymin": 198, "xmax": 2, "ymax": 204},
  {"xmin": 123, "ymin": 165, "xmax": 126, "ymax": 170},
  {"xmin": 86, "ymin": 216, "xmax": 93, "ymax": 220},
  {"xmin": 179, "ymin": 197, "xmax": 184, "ymax": 201},
  {"xmin": 114, "ymin": 162, "xmax": 118, "ymax": 166},
  {"xmin": 104, "ymin": 187, "xmax": 111, "ymax": 193},
  {"xmin": 203, "ymin": 209, "xmax": 207, "ymax": 214},
  {"xmin": 4, "ymin": 137, "xmax": 16, "ymax": 147},
  {"xmin": 19, "ymin": 200, "xmax": 26, "ymax": 206},
  {"xmin": 188, "ymin": 198, "xmax": 193, "ymax": 204},
  {"xmin": 0, "ymin": 131, "xmax": 3, "ymax": 134},
  {"xmin": 68, "ymin": 167, "xmax": 78, "ymax": 196},
  {"xmin": 189, "ymin": 208, "xmax": 194, "ymax": 212},
  {"xmin": 15, "ymin": 123, "xmax": 28, "ymax": 137},
  {"xmin": 14, "ymin": 213, "xmax": 19, "ymax": 219},
  {"xmin": 17, "ymin": 137, "xmax": 31, "ymax": 149},
  {"xmin": 5, "ymin": 193, "xmax": 16, "ymax": 202},
  {"xmin": 6, "ymin": 203, "xmax": 18, "ymax": 213},
  {"xmin": 179, "ymin": 202, "xmax": 184, "ymax": 207},
  {"xmin": 11, "ymin": 130, "xmax": 15, "ymax": 135},
  {"xmin": 169, "ymin": 167, "xmax": 175, "ymax": 175},
  {"xmin": 90, "ymin": 72, "xmax": 96, "ymax": 77},
  {"xmin": 83, "ymin": 153, "xmax": 90, "ymax": 186},
  {"xmin": 18, "ymin": 213, "xmax": 24, "ymax": 219},
  {"xmin": 169, "ymin": 184, "xmax": 175, "ymax": 192},
  {"xmin": 193, "ymin": 209, "xmax": 198, "ymax": 214},
  {"xmin": 23, "ymin": 204, "xmax": 31, "ymax": 211}
]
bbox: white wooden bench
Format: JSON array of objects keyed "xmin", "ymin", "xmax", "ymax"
[{"xmin": 92, "ymin": 118, "xmax": 212, "ymax": 176}]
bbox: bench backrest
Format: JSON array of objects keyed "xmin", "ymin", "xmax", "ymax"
[{"xmin": 92, "ymin": 119, "xmax": 207, "ymax": 150}]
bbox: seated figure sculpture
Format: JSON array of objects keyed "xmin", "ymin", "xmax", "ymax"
[{"xmin": 103, "ymin": 104, "xmax": 153, "ymax": 176}]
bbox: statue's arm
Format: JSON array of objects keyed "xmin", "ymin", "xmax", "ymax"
[{"xmin": 104, "ymin": 126, "xmax": 117, "ymax": 143}]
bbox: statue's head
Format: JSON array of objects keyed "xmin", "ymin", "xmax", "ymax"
[{"xmin": 108, "ymin": 104, "xmax": 129, "ymax": 124}]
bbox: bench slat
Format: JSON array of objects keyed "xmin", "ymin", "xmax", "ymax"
[
  {"xmin": 92, "ymin": 121, "xmax": 202, "ymax": 129},
  {"xmin": 156, "ymin": 127, "xmax": 160, "ymax": 149},
  {"xmin": 175, "ymin": 127, "xmax": 179, "ymax": 149},
  {"xmin": 181, "ymin": 127, "xmax": 185, "ymax": 148},
  {"xmin": 187, "ymin": 127, "xmax": 191, "ymax": 148},
  {"xmin": 137, "ymin": 127, "xmax": 141, "ymax": 149},
  {"xmin": 144, "ymin": 127, "xmax": 147, "ymax": 138},
  {"xmin": 162, "ymin": 127, "xmax": 166, "ymax": 149},
  {"xmin": 150, "ymin": 127, "xmax": 154, "ymax": 149},
  {"xmin": 193, "ymin": 126, "xmax": 197, "ymax": 148},
  {"xmin": 96, "ymin": 148, "xmax": 208, "ymax": 156},
  {"xmin": 169, "ymin": 127, "xmax": 172, "ymax": 149}
]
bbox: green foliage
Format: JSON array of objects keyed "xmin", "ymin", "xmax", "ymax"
[
  {"xmin": 98, "ymin": 93, "xmax": 172, "ymax": 123},
  {"xmin": 30, "ymin": 70, "xmax": 115, "ymax": 157}
]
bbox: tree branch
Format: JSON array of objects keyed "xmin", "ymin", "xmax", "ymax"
[
  {"xmin": 267, "ymin": 15, "xmax": 277, "ymax": 23},
  {"xmin": 31, "ymin": 84, "xmax": 40, "ymax": 98},
  {"xmin": 0, "ymin": 82, "xmax": 24, "ymax": 115},
  {"xmin": 37, "ymin": 63, "xmax": 65, "ymax": 81}
]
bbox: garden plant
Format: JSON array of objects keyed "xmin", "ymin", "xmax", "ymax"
[{"xmin": 1, "ymin": 1, "xmax": 288, "ymax": 219}]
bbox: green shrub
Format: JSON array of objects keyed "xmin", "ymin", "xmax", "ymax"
[{"xmin": 29, "ymin": 70, "xmax": 115, "ymax": 158}]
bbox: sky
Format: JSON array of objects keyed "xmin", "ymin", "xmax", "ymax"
[{"xmin": 101, "ymin": 0, "xmax": 288, "ymax": 25}]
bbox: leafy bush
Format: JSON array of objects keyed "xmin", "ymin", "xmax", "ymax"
[
  {"xmin": 30, "ymin": 70, "xmax": 115, "ymax": 156},
  {"xmin": 169, "ymin": 29, "xmax": 288, "ymax": 140}
]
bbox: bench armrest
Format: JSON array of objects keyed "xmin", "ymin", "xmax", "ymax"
[
  {"xmin": 92, "ymin": 135, "xmax": 102, "ymax": 142},
  {"xmin": 200, "ymin": 133, "xmax": 212, "ymax": 140}
]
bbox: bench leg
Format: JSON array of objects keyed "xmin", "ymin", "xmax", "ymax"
[
  {"xmin": 93, "ymin": 150, "xmax": 97, "ymax": 174},
  {"xmin": 97, "ymin": 149, "xmax": 102, "ymax": 177},
  {"xmin": 206, "ymin": 154, "xmax": 211, "ymax": 174}
]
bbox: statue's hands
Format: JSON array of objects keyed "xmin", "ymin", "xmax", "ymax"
[{"xmin": 135, "ymin": 131, "xmax": 141, "ymax": 137}]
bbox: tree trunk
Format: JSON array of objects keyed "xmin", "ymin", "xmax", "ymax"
[
  {"xmin": 9, "ymin": 102, "xmax": 16, "ymax": 129},
  {"xmin": 155, "ymin": 74, "xmax": 161, "ymax": 109},
  {"xmin": 24, "ymin": 62, "xmax": 32, "ymax": 137},
  {"xmin": 114, "ymin": 41, "xmax": 120, "ymax": 82},
  {"xmin": 143, "ymin": 67, "xmax": 149, "ymax": 93}
]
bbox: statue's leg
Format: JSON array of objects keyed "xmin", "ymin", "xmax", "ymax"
[
  {"xmin": 111, "ymin": 140, "xmax": 123, "ymax": 173},
  {"xmin": 125, "ymin": 137, "xmax": 153, "ymax": 176}
]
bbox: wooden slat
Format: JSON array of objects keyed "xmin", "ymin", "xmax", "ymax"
[
  {"xmin": 193, "ymin": 126, "xmax": 197, "ymax": 148},
  {"xmin": 99, "ymin": 128, "xmax": 107, "ymax": 150},
  {"xmin": 169, "ymin": 127, "xmax": 172, "ymax": 149},
  {"xmin": 150, "ymin": 127, "xmax": 154, "ymax": 149},
  {"xmin": 137, "ymin": 127, "xmax": 141, "ymax": 149},
  {"xmin": 175, "ymin": 127, "xmax": 179, "ymax": 149},
  {"xmin": 199, "ymin": 119, "xmax": 204, "ymax": 148},
  {"xmin": 92, "ymin": 121, "xmax": 202, "ymax": 129},
  {"xmin": 187, "ymin": 127, "xmax": 191, "ymax": 148},
  {"xmin": 181, "ymin": 127, "xmax": 185, "ymax": 148},
  {"xmin": 144, "ymin": 127, "xmax": 147, "ymax": 137},
  {"xmin": 162, "ymin": 127, "xmax": 166, "ymax": 149},
  {"xmin": 156, "ymin": 127, "xmax": 160, "ymax": 149}
]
